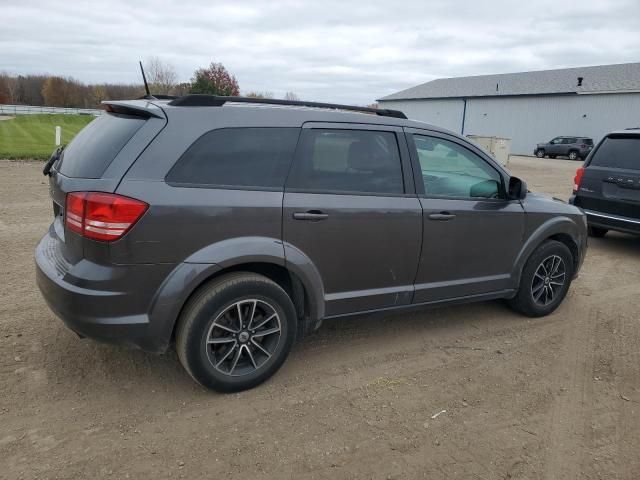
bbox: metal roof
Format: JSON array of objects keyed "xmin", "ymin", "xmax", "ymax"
[{"xmin": 378, "ymin": 62, "xmax": 640, "ymax": 101}]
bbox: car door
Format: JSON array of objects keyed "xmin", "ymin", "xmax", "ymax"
[
  {"xmin": 563, "ymin": 137, "xmax": 578, "ymax": 156},
  {"xmin": 283, "ymin": 123, "xmax": 422, "ymax": 317},
  {"xmin": 404, "ymin": 128, "xmax": 525, "ymax": 303},
  {"xmin": 547, "ymin": 137, "xmax": 563, "ymax": 155}
]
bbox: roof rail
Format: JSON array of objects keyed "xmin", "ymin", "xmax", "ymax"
[
  {"xmin": 167, "ymin": 95, "xmax": 408, "ymax": 119},
  {"xmin": 137, "ymin": 94, "xmax": 178, "ymax": 100}
]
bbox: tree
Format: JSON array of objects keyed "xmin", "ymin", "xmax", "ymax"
[
  {"xmin": 42, "ymin": 76, "xmax": 87, "ymax": 108},
  {"xmin": 0, "ymin": 75, "xmax": 10, "ymax": 103},
  {"xmin": 283, "ymin": 91, "xmax": 299, "ymax": 101},
  {"xmin": 245, "ymin": 91, "xmax": 274, "ymax": 99},
  {"xmin": 144, "ymin": 56, "xmax": 177, "ymax": 95},
  {"xmin": 190, "ymin": 62, "xmax": 239, "ymax": 96}
]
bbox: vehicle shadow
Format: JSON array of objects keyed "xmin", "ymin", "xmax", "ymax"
[{"xmin": 42, "ymin": 298, "xmax": 520, "ymax": 400}]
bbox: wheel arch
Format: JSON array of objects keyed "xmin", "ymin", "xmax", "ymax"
[
  {"xmin": 512, "ymin": 217, "xmax": 583, "ymax": 289},
  {"xmin": 147, "ymin": 237, "xmax": 325, "ymax": 352}
]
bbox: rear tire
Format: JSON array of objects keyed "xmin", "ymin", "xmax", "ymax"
[
  {"xmin": 588, "ymin": 226, "xmax": 608, "ymax": 238},
  {"xmin": 568, "ymin": 151, "xmax": 579, "ymax": 160},
  {"xmin": 176, "ymin": 272, "xmax": 297, "ymax": 392},
  {"xmin": 507, "ymin": 240, "xmax": 574, "ymax": 317},
  {"xmin": 535, "ymin": 149, "xmax": 545, "ymax": 158}
]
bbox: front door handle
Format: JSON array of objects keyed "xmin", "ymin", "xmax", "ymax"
[
  {"xmin": 293, "ymin": 211, "xmax": 329, "ymax": 221},
  {"xmin": 428, "ymin": 212, "xmax": 456, "ymax": 221}
]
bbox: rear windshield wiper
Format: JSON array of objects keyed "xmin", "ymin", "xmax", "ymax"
[{"xmin": 43, "ymin": 146, "xmax": 65, "ymax": 176}]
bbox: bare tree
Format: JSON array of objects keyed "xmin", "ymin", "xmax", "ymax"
[
  {"xmin": 283, "ymin": 91, "xmax": 299, "ymax": 101},
  {"xmin": 144, "ymin": 56, "xmax": 177, "ymax": 95}
]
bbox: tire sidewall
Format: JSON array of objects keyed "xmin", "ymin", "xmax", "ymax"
[
  {"xmin": 536, "ymin": 149, "xmax": 545, "ymax": 158},
  {"xmin": 183, "ymin": 278, "xmax": 297, "ymax": 392},
  {"xmin": 520, "ymin": 242, "xmax": 574, "ymax": 316}
]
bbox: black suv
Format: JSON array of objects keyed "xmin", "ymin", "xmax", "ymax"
[
  {"xmin": 36, "ymin": 95, "xmax": 587, "ymax": 392},
  {"xmin": 570, "ymin": 129, "xmax": 640, "ymax": 237},
  {"xmin": 535, "ymin": 136, "xmax": 594, "ymax": 160}
]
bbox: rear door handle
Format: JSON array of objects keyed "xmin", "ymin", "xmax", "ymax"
[
  {"xmin": 428, "ymin": 212, "xmax": 456, "ymax": 221},
  {"xmin": 293, "ymin": 211, "xmax": 329, "ymax": 221}
]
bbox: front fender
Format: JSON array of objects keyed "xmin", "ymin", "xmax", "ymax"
[{"xmin": 511, "ymin": 216, "xmax": 585, "ymax": 287}]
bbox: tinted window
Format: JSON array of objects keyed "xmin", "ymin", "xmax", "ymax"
[
  {"xmin": 287, "ymin": 129, "xmax": 404, "ymax": 194},
  {"xmin": 564, "ymin": 137, "xmax": 578, "ymax": 144},
  {"xmin": 590, "ymin": 136, "xmax": 640, "ymax": 170},
  {"xmin": 59, "ymin": 113, "xmax": 145, "ymax": 178},
  {"xmin": 582, "ymin": 138, "xmax": 594, "ymax": 145},
  {"xmin": 412, "ymin": 135, "xmax": 502, "ymax": 199},
  {"xmin": 167, "ymin": 128, "xmax": 300, "ymax": 189}
]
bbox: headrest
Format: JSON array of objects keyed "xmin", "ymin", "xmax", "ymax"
[{"xmin": 347, "ymin": 140, "xmax": 389, "ymax": 171}]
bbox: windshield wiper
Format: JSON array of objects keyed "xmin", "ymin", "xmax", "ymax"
[{"xmin": 43, "ymin": 146, "xmax": 65, "ymax": 176}]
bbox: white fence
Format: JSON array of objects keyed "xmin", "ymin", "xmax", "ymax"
[{"xmin": 0, "ymin": 104, "xmax": 102, "ymax": 116}]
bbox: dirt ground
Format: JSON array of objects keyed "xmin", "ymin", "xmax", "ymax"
[{"xmin": 1, "ymin": 156, "xmax": 639, "ymax": 479}]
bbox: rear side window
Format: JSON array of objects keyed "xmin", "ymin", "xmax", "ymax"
[
  {"xmin": 286, "ymin": 129, "xmax": 404, "ymax": 194},
  {"xmin": 166, "ymin": 128, "xmax": 300, "ymax": 190},
  {"xmin": 583, "ymin": 138, "xmax": 594, "ymax": 145},
  {"xmin": 59, "ymin": 113, "xmax": 145, "ymax": 178},
  {"xmin": 590, "ymin": 136, "xmax": 640, "ymax": 170}
]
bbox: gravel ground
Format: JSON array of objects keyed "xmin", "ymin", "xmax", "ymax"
[{"xmin": 1, "ymin": 156, "xmax": 639, "ymax": 479}]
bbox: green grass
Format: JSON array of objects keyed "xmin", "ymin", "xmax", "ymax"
[{"xmin": 0, "ymin": 114, "xmax": 95, "ymax": 160}]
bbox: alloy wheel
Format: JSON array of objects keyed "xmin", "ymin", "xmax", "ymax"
[
  {"xmin": 531, "ymin": 255, "xmax": 566, "ymax": 306},
  {"xmin": 204, "ymin": 299, "xmax": 281, "ymax": 377}
]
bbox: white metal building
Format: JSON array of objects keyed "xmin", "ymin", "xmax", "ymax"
[{"xmin": 378, "ymin": 62, "xmax": 640, "ymax": 155}]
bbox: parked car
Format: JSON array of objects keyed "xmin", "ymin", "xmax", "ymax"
[
  {"xmin": 535, "ymin": 136, "xmax": 594, "ymax": 160},
  {"xmin": 570, "ymin": 129, "xmax": 640, "ymax": 237},
  {"xmin": 36, "ymin": 96, "xmax": 587, "ymax": 392}
]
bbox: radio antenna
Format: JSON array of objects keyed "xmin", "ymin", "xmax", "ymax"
[{"xmin": 139, "ymin": 60, "xmax": 153, "ymax": 98}]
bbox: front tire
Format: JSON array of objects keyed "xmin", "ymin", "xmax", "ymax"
[
  {"xmin": 507, "ymin": 240, "xmax": 574, "ymax": 317},
  {"xmin": 176, "ymin": 273, "xmax": 297, "ymax": 392},
  {"xmin": 535, "ymin": 149, "xmax": 545, "ymax": 158}
]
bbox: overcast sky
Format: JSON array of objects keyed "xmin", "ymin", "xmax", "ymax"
[{"xmin": 2, "ymin": 0, "xmax": 639, "ymax": 104}]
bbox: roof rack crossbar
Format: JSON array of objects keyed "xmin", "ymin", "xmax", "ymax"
[{"xmin": 167, "ymin": 95, "xmax": 407, "ymax": 119}]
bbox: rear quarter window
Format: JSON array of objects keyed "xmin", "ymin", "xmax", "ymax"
[
  {"xmin": 59, "ymin": 113, "xmax": 145, "ymax": 178},
  {"xmin": 166, "ymin": 127, "xmax": 300, "ymax": 190},
  {"xmin": 590, "ymin": 136, "xmax": 640, "ymax": 170}
]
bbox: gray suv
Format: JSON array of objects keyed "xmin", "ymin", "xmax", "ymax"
[
  {"xmin": 535, "ymin": 136, "xmax": 594, "ymax": 160},
  {"xmin": 36, "ymin": 95, "xmax": 587, "ymax": 392}
]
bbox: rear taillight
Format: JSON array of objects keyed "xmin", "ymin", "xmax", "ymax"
[
  {"xmin": 573, "ymin": 167, "xmax": 585, "ymax": 194},
  {"xmin": 65, "ymin": 192, "xmax": 148, "ymax": 241}
]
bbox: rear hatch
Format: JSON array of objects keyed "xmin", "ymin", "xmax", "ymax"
[
  {"xmin": 574, "ymin": 133, "xmax": 640, "ymax": 218},
  {"xmin": 47, "ymin": 101, "xmax": 167, "ymax": 264}
]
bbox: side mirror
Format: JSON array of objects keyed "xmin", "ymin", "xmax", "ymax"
[{"xmin": 508, "ymin": 176, "xmax": 527, "ymax": 200}]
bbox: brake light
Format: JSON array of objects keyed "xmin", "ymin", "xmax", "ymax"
[
  {"xmin": 65, "ymin": 192, "xmax": 148, "ymax": 241},
  {"xmin": 573, "ymin": 167, "xmax": 585, "ymax": 194}
]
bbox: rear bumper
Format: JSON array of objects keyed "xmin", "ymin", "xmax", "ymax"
[
  {"xmin": 35, "ymin": 229, "xmax": 177, "ymax": 353},
  {"xmin": 582, "ymin": 209, "xmax": 640, "ymax": 235}
]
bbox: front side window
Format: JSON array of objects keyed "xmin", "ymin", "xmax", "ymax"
[
  {"xmin": 286, "ymin": 129, "xmax": 404, "ymax": 194},
  {"xmin": 166, "ymin": 127, "xmax": 300, "ymax": 189},
  {"xmin": 550, "ymin": 137, "xmax": 562, "ymax": 144},
  {"xmin": 412, "ymin": 135, "xmax": 503, "ymax": 199}
]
